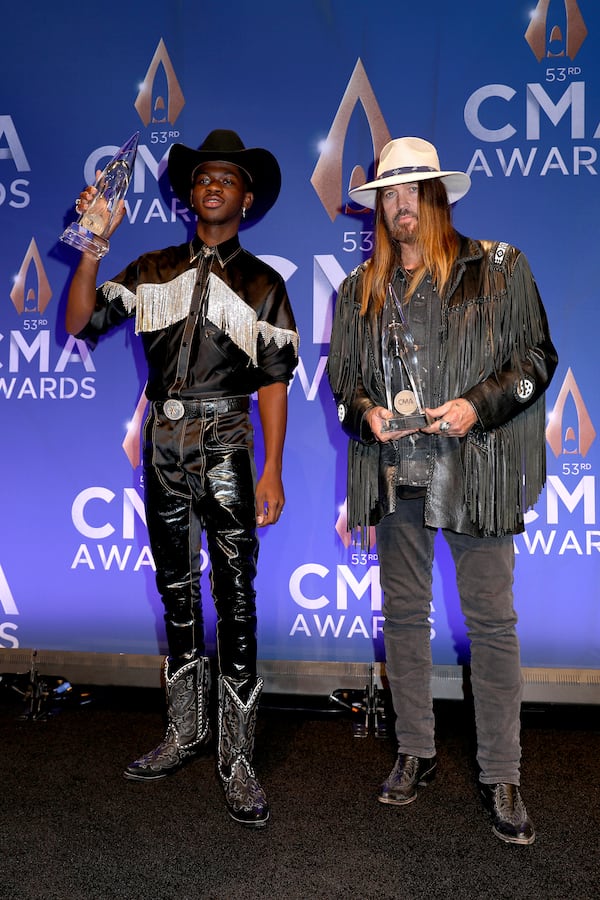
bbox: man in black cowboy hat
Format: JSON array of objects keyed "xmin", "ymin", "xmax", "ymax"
[
  {"xmin": 65, "ymin": 129, "xmax": 299, "ymax": 828},
  {"xmin": 328, "ymin": 136, "xmax": 557, "ymax": 845}
]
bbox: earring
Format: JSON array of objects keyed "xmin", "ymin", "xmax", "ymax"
[{"xmin": 241, "ymin": 207, "xmax": 246, "ymax": 219}]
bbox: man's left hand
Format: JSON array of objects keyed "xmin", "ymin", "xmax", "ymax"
[
  {"xmin": 421, "ymin": 398, "xmax": 478, "ymax": 438},
  {"xmin": 255, "ymin": 472, "xmax": 285, "ymax": 526}
]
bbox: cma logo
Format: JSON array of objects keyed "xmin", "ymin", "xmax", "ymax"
[
  {"xmin": 290, "ymin": 563, "xmax": 382, "ymax": 612},
  {"xmin": 84, "ymin": 39, "xmax": 187, "ymax": 196},
  {"xmin": 9, "ymin": 239, "xmax": 52, "ymax": 316},
  {"xmin": 525, "ymin": 0, "xmax": 588, "ymax": 61},
  {"xmin": 546, "ymin": 368, "xmax": 596, "ymax": 457},
  {"xmin": 311, "ymin": 59, "xmax": 391, "ymax": 222},
  {"xmin": 134, "ymin": 38, "xmax": 185, "ymax": 126},
  {"xmin": 72, "ymin": 487, "xmax": 147, "ymax": 539}
]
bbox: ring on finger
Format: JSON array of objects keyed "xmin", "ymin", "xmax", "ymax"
[{"xmin": 439, "ymin": 420, "xmax": 451, "ymax": 433}]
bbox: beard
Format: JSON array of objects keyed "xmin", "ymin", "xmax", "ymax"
[{"xmin": 390, "ymin": 214, "xmax": 419, "ymax": 244}]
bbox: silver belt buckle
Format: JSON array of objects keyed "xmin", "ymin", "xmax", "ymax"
[{"xmin": 163, "ymin": 399, "xmax": 185, "ymax": 420}]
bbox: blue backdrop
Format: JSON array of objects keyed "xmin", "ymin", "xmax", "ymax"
[{"xmin": 1, "ymin": 0, "xmax": 598, "ymax": 672}]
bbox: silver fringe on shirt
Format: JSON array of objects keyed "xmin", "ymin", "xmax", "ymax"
[{"xmin": 103, "ymin": 271, "xmax": 298, "ymax": 365}]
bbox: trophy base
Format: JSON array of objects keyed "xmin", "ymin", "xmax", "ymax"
[
  {"xmin": 381, "ymin": 412, "xmax": 428, "ymax": 432},
  {"xmin": 60, "ymin": 222, "xmax": 109, "ymax": 260}
]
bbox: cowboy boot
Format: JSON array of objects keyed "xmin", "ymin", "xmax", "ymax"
[
  {"xmin": 217, "ymin": 675, "xmax": 269, "ymax": 827},
  {"xmin": 124, "ymin": 656, "xmax": 211, "ymax": 780}
]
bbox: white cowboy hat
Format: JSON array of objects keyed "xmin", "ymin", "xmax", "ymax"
[{"xmin": 348, "ymin": 136, "xmax": 471, "ymax": 209}]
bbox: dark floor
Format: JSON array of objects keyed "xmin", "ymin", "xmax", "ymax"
[{"xmin": 0, "ymin": 680, "xmax": 599, "ymax": 900}]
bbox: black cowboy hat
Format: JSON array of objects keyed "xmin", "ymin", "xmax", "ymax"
[{"xmin": 168, "ymin": 129, "xmax": 281, "ymax": 221}]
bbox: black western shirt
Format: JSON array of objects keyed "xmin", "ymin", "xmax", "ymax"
[{"xmin": 78, "ymin": 233, "xmax": 299, "ymax": 400}]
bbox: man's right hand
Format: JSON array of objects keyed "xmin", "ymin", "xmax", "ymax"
[
  {"xmin": 75, "ymin": 170, "xmax": 126, "ymax": 241},
  {"xmin": 364, "ymin": 406, "xmax": 419, "ymax": 442}
]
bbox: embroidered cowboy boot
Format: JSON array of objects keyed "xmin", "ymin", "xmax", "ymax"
[
  {"xmin": 217, "ymin": 675, "xmax": 269, "ymax": 827},
  {"xmin": 124, "ymin": 655, "xmax": 211, "ymax": 780}
]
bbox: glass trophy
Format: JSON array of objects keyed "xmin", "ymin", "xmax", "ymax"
[
  {"xmin": 60, "ymin": 132, "xmax": 139, "ymax": 259},
  {"xmin": 381, "ymin": 283, "xmax": 428, "ymax": 431}
]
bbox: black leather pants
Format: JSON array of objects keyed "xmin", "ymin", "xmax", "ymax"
[{"xmin": 143, "ymin": 400, "xmax": 258, "ymax": 682}]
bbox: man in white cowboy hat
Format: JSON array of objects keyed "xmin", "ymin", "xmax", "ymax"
[
  {"xmin": 65, "ymin": 129, "xmax": 299, "ymax": 828},
  {"xmin": 328, "ymin": 136, "xmax": 557, "ymax": 844}
]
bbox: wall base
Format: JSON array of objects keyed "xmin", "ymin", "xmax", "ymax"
[{"xmin": 1, "ymin": 648, "xmax": 599, "ymax": 704}]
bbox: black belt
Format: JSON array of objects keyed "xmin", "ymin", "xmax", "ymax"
[{"xmin": 154, "ymin": 396, "xmax": 250, "ymax": 421}]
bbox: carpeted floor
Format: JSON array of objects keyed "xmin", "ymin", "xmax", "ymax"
[{"xmin": 0, "ymin": 682, "xmax": 598, "ymax": 900}]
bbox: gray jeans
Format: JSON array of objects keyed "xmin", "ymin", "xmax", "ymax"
[{"xmin": 376, "ymin": 497, "xmax": 523, "ymax": 784}]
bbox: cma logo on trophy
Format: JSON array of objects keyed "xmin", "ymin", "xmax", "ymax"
[
  {"xmin": 546, "ymin": 368, "xmax": 596, "ymax": 458},
  {"xmin": 134, "ymin": 38, "xmax": 185, "ymax": 127},
  {"xmin": 311, "ymin": 59, "xmax": 391, "ymax": 222},
  {"xmin": 525, "ymin": 0, "xmax": 588, "ymax": 61},
  {"xmin": 9, "ymin": 239, "xmax": 52, "ymax": 317}
]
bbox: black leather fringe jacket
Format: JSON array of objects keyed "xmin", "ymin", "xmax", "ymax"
[{"xmin": 327, "ymin": 235, "xmax": 558, "ymax": 546}]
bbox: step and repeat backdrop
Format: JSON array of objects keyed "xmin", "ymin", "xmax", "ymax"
[{"xmin": 1, "ymin": 1, "xmax": 598, "ymax": 675}]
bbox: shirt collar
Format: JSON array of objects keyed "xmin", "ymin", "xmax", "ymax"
[{"xmin": 189, "ymin": 233, "xmax": 242, "ymax": 267}]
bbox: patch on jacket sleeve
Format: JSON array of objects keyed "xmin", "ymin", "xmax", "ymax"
[
  {"xmin": 493, "ymin": 241, "xmax": 509, "ymax": 267},
  {"xmin": 514, "ymin": 376, "xmax": 535, "ymax": 402}
]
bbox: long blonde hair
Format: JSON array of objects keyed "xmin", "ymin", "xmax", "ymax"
[{"xmin": 360, "ymin": 178, "xmax": 459, "ymax": 316}]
